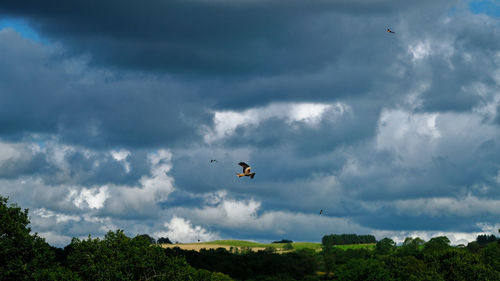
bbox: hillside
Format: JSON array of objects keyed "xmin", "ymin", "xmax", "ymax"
[{"xmin": 159, "ymin": 239, "xmax": 375, "ymax": 252}]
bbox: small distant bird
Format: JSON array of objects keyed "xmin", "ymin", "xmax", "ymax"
[
  {"xmin": 387, "ymin": 28, "xmax": 395, "ymax": 34},
  {"xmin": 319, "ymin": 210, "xmax": 323, "ymax": 215},
  {"xmin": 237, "ymin": 162, "xmax": 256, "ymax": 179},
  {"xmin": 210, "ymin": 159, "xmax": 217, "ymax": 163}
]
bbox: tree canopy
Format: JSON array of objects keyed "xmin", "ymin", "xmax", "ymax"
[{"xmin": 2, "ymin": 193, "xmax": 500, "ymax": 281}]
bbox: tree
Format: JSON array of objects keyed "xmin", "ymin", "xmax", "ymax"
[
  {"xmin": 480, "ymin": 242, "xmax": 500, "ymax": 270},
  {"xmin": 424, "ymin": 236, "xmax": 450, "ymax": 252},
  {"xmin": 283, "ymin": 243, "xmax": 294, "ymax": 250},
  {"xmin": 322, "ymin": 234, "xmax": 376, "ymax": 247},
  {"xmin": 263, "ymin": 247, "xmax": 276, "ymax": 253},
  {"xmin": 402, "ymin": 237, "xmax": 425, "ymax": 248},
  {"xmin": 399, "ymin": 237, "xmax": 425, "ymax": 256},
  {"xmin": 135, "ymin": 234, "xmax": 156, "ymax": 244},
  {"xmin": 66, "ymin": 230, "xmax": 231, "ymax": 280},
  {"xmin": 0, "ymin": 195, "xmax": 61, "ymax": 280},
  {"xmin": 438, "ymin": 249, "xmax": 500, "ymax": 281},
  {"xmin": 157, "ymin": 237, "xmax": 173, "ymax": 244},
  {"xmin": 334, "ymin": 259, "xmax": 392, "ymax": 281},
  {"xmin": 476, "ymin": 234, "xmax": 497, "ymax": 247},
  {"xmin": 467, "ymin": 241, "xmax": 480, "ymax": 253},
  {"xmin": 375, "ymin": 238, "xmax": 396, "ymax": 255},
  {"xmin": 272, "ymin": 239, "xmax": 293, "ymax": 244},
  {"xmin": 382, "ymin": 255, "xmax": 442, "ymax": 281},
  {"xmin": 322, "ymin": 251, "xmax": 335, "ymax": 276}
]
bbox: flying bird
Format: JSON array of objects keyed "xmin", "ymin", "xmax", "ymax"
[
  {"xmin": 210, "ymin": 159, "xmax": 217, "ymax": 163},
  {"xmin": 237, "ymin": 162, "xmax": 256, "ymax": 179},
  {"xmin": 387, "ymin": 28, "xmax": 395, "ymax": 34},
  {"xmin": 319, "ymin": 210, "xmax": 323, "ymax": 215}
]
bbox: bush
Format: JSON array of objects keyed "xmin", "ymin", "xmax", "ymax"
[{"xmin": 272, "ymin": 239, "xmax": 293, "ymax": 244}]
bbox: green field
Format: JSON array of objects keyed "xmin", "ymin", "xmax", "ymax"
[{"xmin": 203, "ymin": 240, "xmax": 374, "ymax": 251}]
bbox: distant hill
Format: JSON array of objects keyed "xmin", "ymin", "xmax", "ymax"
[{"xmin": 158, "ymin": 239, "xmax": 375, "ymax": 252}]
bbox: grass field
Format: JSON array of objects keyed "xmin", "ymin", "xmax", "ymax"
[{"xmin": 160, "ymin": 240, "xmax": 375, "ymax": 252}]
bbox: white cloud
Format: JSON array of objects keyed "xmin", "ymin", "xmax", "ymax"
[
  {"xmin": 392, "ymin": 194, "xmax": 500, "ymax": 217},
  {"xmin": 111, "ymin": 149, "xmax": 131, "ymax": 173},
  {"xmin": 408, "ymin": 40, "xmax": 431, "ymax": 62},
  {"xmin": 68, "ymin": 186, "xmax": 109, "ymax": 210},
  {"xmin": 33, "ymin": 208, "xmax": 81, "ymax": 223},
  {"xmin": 0, "ymin": 141, "xmax": 23, "ymax": 163},
  {"xmin": 373, "ymin": 223, "xmax": 500, "ymax": 246},
  {"xmin": 107, "ymin": 149, "xmax": 175, "ymax": 213},
  {"xmin": 154, "ymin": 216, "xmax": 219, "ymax": 243},
  {"xmin": 203, "ymin": 102, "xmax": 348, "ymax": 143},
  {"xmin": 372, "ymin": 229, "xmax": 480, "ymax": 246},
  {"xmin": 197, "ymin": 197, "xmax": 261, "ymax": 228},
  {"xmin": 38, "ymin": 231, "xmax": 74, "ymax": 247},
  {"xmin": 181, "ymin": 191, "xmax": 369, "ymax": 238},
  {"xmin": 375, "ymin": 109, "xmax": 499, "ymax": 167}
]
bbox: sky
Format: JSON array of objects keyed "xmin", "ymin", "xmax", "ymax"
[{"xmin": 0, "ymin": 0, "xmax": 500, "ymax": 247}]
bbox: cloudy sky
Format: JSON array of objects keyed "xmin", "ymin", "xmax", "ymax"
[{"xmin": 1, "ymin": 0, "xmax": 500, "ymax": 247}]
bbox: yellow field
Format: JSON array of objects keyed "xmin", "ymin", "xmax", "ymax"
[{"xmin": 159, "ymin": 243, "xmax": 268, "ymax": 252}]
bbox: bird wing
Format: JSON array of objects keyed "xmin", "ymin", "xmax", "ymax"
[{"xmin": 239, "ymin": 162, "xmax": 252, "ymax": 173}]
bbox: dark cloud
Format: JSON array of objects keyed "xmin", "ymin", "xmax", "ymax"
[
  {"xmin": 1, "ymin": 0, "xmax": 500, "ymax": 245},
  {"xmin": 0, "ymin": 152, "xmax": 48, "ymax": 178},
  {"xmin": 0, "ymin": 0, "xmax": 452, "ymax": 77},
  {"xmin": 0, "ymin": 29, "xmax": 211, "ymax": 148}
]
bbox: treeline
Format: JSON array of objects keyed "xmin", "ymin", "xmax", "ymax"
[
  {"xmin": 318, "ymin": 235, "xmax": 500, "ymax": 281},
  {"xmin": 3, "ymin": 194, "xmax": 500, "ymax": 281},
  {"xmin": 165, "ymin": 247, "xmax": 317, "ymax": 280},
  {"xmin": 161, "ymin": 234, "xmax": 500, "ymax": 281},
  {"xmin": 322, "ymin": 234, "xmax": 376, "ymax": 246},
  {"xmin": 0, "ymin": 195, "xmax": 231, "ymax": 281}
]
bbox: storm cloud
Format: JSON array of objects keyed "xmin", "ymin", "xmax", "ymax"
[{"xmin": 1, "ymin": 0, "xmax": 500, "ymax": 247}]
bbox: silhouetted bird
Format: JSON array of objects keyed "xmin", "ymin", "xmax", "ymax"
[
  {"xmin": 237, "ymin": 162, "xmax": 255, "ymax": 179},
  {"xmin": 387, "ymin": 28, "xmax": 395, "ymax": 34},
  {"xmin": 319, "ymin": 210, "xmax": 323, "ymax": 215},
  {"xmin": 210, "ymin": 159, "xmax": 217, "ymax": 163}
]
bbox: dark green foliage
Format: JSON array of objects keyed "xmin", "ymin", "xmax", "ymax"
[
  {"xmin": 424, "ymin": 236, "xmax": 451, "ymax": 252},
  {"xmin": 382, "ymin": 255, "xmax": 442, "ymax": 281},
  {"xmin": 165, "ymin": 247, "xmax": 318, "ymax": 280},
  {"xmin": 334, "ymin": 259, "xmax": 391, "ymax": 281},
  {"xmin": 3, "ymin": 194, "xmax": 500, "ymax": 281},
  {"xmin": 375, "ymin": 238, "xmax": 396, "ymax": 255},
  {"xmin": 467, "ymin": 241, "xmax": 481, "ymax": 253},
  {"xmin": 0, "ymin": 195, "xmax": 64, "ymax": 281},
  {"xmin": 283, "ymin": 243, "xmax": 294, "ymax": 250},
  {"xmin": 135, "ymin": 233, "xmax": 156, "ymax": 244},
  {"xmin": 333, "ymin": 248, "xmax": 372, "ymax": 264},
  {"xmin": 322, "ymin": 249, "xmax": 336, "ymax": 276},
  {"xmin": 430, "ymin": 249, "xmax": 500, "ymax": 281},
  {"xmin": 272, "ymin": 239, "xmax": 293, "ymax": 243},
  {"xmin": 480, "ymin": 242, "xmax": 500, "ymax": 270},
  {"xmin": 157, "ymin": 237, "xmax": 173, "ymax": 244},
  {"xmin": 66, "ymin": 230, "xmax": 232, "ymax": 281},
  {"xmin": 476, "ymin": 234, "xmax": 498, "ymax": 246},
  {"xmin": 322, "ymin": 234, "xmax": 376, "ymax": 247},
  {"xmin": 398, "ymin": 237, "xmax": 425, "ymax": 256}
]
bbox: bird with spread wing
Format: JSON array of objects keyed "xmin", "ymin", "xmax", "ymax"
[
  {"xmin": 387, "ymin": 28, "xmax": 395, "ymax": 34},
  {"xmin": 237, "ymin": 162, "xmax": 255, "ymax": 179}
]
